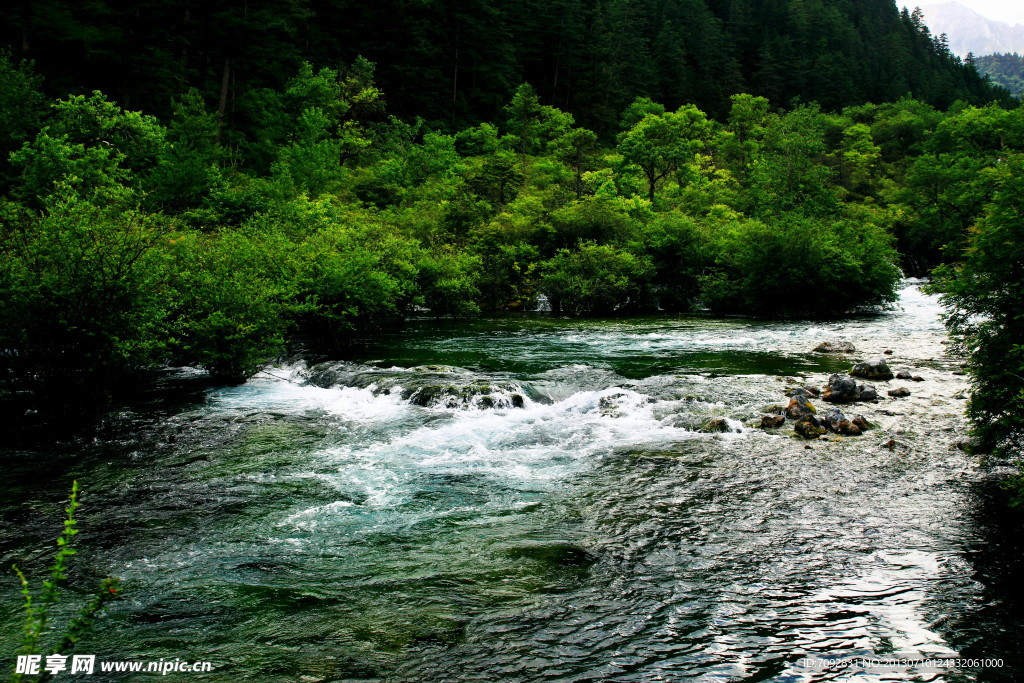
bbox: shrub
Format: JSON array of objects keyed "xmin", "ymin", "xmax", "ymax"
[
  {"xmin": 699, "ymin": 213, "xmax": 900, "ymax": 316},
  {"xmin": 0, "ymin": 194, "xmax": 170, "ymax": 407},
  {"xmin": 539, "ymin": 242, "xmax": 652, "ymax": 316},
  {"xmin": 296, "ymin": 217, "xmax": 421, "ymax": 346},
  {"xmin": 165, "ymin": 225, "xmax": 301, "ymax": 383},
  {"xmin": 931, "ymin": 155, "xmax": 1024, "ymax": 468}
]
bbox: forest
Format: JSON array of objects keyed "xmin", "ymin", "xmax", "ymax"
[
  {"xmin": 0, "ymin": 0, "xmax": 1022, "ymax": 459},
  {"xmin": 974, "ymin": 52, "xmax": 1024, "ymax": 99}
]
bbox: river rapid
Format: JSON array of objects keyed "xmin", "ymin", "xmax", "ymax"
[{"xmin": 2, "ymin": 281, "xmax": 1022, "ymax": 682}]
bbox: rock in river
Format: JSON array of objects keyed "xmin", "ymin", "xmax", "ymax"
[
  {"xmin": 851, "ymin": 359, "xmax": 895, "ymax": 381},
  {"xmin": 821, "ymin": 407, "xmax": 863, "ymax": 436},
  {"xmin": 858, "ymin": 384, "xmax": 878, "ymax": 401},
  {"xmin": 794, "ymin": 414, "xmax": 826, "ymax": 439},
  {"xmin": 813, "ymin": 341, "xmax": 857, "ymax": 353},
  {"xmin": 702, "ymin": 417, "xmax": 734, "ymax": 433},
  {"xmin": 786, "ymin": 395, "xmax": 817, "ymax": 418},
  {"xmin": 823, "ymin": 374, "xmax": 861, "ymax": 403}
]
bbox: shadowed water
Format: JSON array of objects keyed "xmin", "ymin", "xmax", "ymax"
[{"xmin": 1, "ymin": 283, "xmax": 1021, "ymax": 681}]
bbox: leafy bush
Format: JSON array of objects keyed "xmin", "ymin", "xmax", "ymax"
[
  {"xmin": 639, "ymin": 212, "xmax": 709, "ymax": 311},
  {"xmin": 415, "ymin": 247, "xmax": 482, "ymax": 317},
  {"xmin": 539, "ymin": 242, "xmax": 652, "ymax": 316},
  {"xmin": 932, "ymin": 155, "xmax": 1024, "ymax": 465},
  {"xmin": 699, "ymin": 212, "xmax": 900, "ymax": 316},
  {"xmin": 294, "ymin": 207, "xmax": 421, "ymax": 346},
  {"xmin": 10, "ymin": 92, "xmax": 165, "ymax": 207},
  {"xmin": 165, "ymin": 225, "xmax": 301, "ymax": 383},
  {"xmin": 0, "ymin": 194, "xmax": 170, "ymax": 405}
]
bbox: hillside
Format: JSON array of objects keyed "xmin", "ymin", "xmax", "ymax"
[
  {"xmin": 974, "ymin": 52, "xmax": 1024, "ymax": 97},
  {"xmin": 918, "ymin": 2, "xmax": 1024, "ymax": 57},
  {"xmin": 0, "ymin": 0, "xmax": 1010, "ymax": 137}
]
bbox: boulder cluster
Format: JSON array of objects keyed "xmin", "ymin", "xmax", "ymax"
[
  {"xmin": 769, "ymin": 385, "xmax": 872, "ymax": 439},
  {"xmin": 757, "ymin": 354, "xmax": 921, "ymax": 439}
]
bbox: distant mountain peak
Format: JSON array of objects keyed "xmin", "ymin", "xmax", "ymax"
[{"xmin": 917, "ymin": 2, "xmax": 1024, "ymax": 56}]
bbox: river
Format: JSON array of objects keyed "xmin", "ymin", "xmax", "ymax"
[{"xmin": 2, "ymin": 281, "xmax": 1022, "ymax": 681}]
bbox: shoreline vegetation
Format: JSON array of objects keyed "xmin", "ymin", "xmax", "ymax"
[{"xmin": 0, "ymin": 2, "xmax": 1023, "ymax": 495}]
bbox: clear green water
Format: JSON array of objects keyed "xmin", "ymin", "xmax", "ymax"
[{"xmin": 2, "ymin": 284, "xmax": 1021, "ymax": 681}]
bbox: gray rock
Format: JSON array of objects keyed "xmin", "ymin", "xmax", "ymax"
[
  {"xmin": 702, "ymin": 417, "xmax": 733, "ymax": 433},
  {"xmin": 823, "ymin": 374, "xmax": 861, "ymax": 403},
  {"xmin": 858, "ymin": 384, "xmax": 878, "ymax": 401},
  {"xmin": 813, "ymin": 341, "xmax": 857, "ymax": 353},
  {"xmin": 896, "ymin": 371, "xmax": 913, "ymax": 380},
  {"xmin": 851, "ymin": 359, "xmax": 895, "ymax": 380},
  {"xmin": 786, "ymin": 394, "xmax": 817, "ymax": 418},
  {"xmin": 794, "ymin": 415, "xmax": 826, "ymax": 439},
  {"xmin": 887, "ymin": 387, "xmax": 911, "ymax": 398},
  {"xmin": 821, "ymin": 407, "xmax": 848, "ymax": 432}
]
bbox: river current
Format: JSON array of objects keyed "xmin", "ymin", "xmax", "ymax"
[{"xmin": 2, "ymin": 282, "xmax": 1022, "ymax": 681}]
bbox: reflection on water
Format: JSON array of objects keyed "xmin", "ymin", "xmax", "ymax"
[{"xmin": 0, "ymin": 283, "xmax": 1020, "ymax": 681}]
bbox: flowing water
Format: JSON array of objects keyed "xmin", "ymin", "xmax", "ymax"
[{"xmin": 2, "ymin": 282, "xmax": 1023, "ymax": 682}]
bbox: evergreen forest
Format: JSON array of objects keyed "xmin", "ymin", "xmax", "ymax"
[{"xmin": 974, "ymin": 52, "xmax": 1024, "ymax": 99}]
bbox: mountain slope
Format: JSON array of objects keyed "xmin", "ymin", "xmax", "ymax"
[
  {"xmin": 0, "ymin": 0, "xmax": 1012, "ymax": 136},
  {"xmin": 918, "ymin": 2, "xmax": 1024, "ymax": 57},
  {"xmin": 973, "ymin": 53, "xmax": 1024, "ymax": 97}
]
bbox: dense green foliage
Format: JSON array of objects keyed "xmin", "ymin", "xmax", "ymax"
[
  {"xmin": 0, "ymin": 0, "xmax": 1011, "ymax": 138},
  {"xmin": 973, "ymin": 53, "xmax": 1024, "ymax": 100},
  {"xmin": 931, "ymin": 155, "xmax": 1024, "ymax": 474}
]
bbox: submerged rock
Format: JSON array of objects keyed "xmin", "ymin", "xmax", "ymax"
[
  {"xmin": 851, "ymin": 359, "xmax": 895, "ymax": 381},
  {"xmin": 702, "ymin": 417, "xmax": 738, "ymax": 433},
  {"xmin": 406, "ymin": 382, "xmax": 537, "ymax": 409},
  {"xmin": 505, "ymin": 542, "xmax": 596, "ymax": 568},
  {"xmin": 599, "ymin": 393, "xmax": 632, "ymax": 417},
  {"xmin": 813, "ymin": 341, "xmax": 857, "ymax": 353}
]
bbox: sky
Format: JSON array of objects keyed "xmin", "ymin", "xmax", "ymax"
[{"xmin": 908, "ymin": 0, "xmax": 1024, "ymax": 25}]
